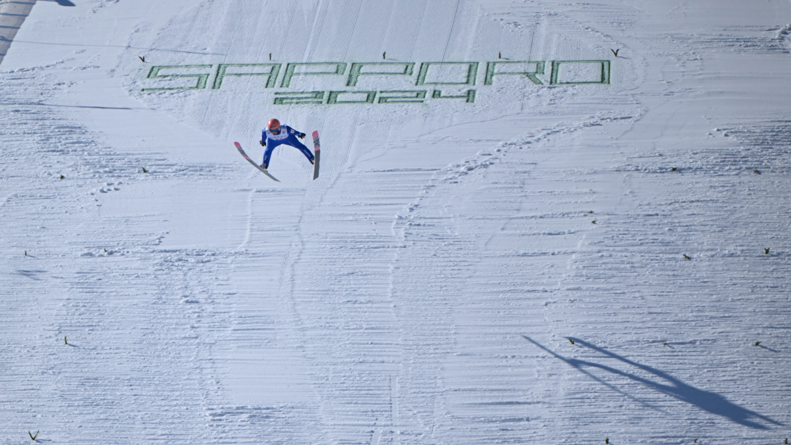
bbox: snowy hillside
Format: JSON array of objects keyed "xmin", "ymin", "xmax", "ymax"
[{"xmin": 1, "ymin": 0, "xmax": 790, "ymax": 443}]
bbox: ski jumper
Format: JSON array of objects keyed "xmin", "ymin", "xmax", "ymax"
[{"xmin": 261, "ymin": 125, "xmax": 314, "ymax": 166}]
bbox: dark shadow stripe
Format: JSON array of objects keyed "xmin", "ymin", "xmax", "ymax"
[{"xmin": 0, "ymin": 0, "xmax": 34, "ymax": 66}]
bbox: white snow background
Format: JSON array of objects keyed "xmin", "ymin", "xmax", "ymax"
[{"xmin": 1, "ymin": 0, "xmax": 790, "ymax": 443}]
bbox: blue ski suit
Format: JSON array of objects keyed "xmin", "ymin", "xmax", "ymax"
[{"xmin": 260, "ymin": 125, "xmax": 314, "ymax": 166}]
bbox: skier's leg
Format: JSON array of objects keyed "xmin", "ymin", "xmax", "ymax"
[
  {"xmin": 289, "ymin": 138, "xmax": 315, "ymax": 163},
  {"xmin": 262, "ymin": 140, "xmax": 284, "ymax": 167}
]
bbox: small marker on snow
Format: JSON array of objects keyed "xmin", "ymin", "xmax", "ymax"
[
  {"xmin": 683, "ymin": 254, "xmax": 691, "ymax": 261},
  {"xmin": 138, "ymin": 56, "xmax": 146, "ymax": 63},
  {"xmin": 611, "ymin": 49, "xmax": 620, "ymax": 57},
  {"xmin": 498, "ymin": 51, "xmax": 502, "ymax": 59},
  {"xmin": 64, "ymin": 336, "xmax": 68, "ymax": 345},
  {"xmin": 29, "ymin": 430, "xmax": 39, "ymax": 441},
  {"xmin": 567, "ymin": 338, "xmax": 575, "ymax": 345},
  {"xmin": 754, "ymin": 341, "xmax": 761, "ymax": 347},
  {"xmin": 764, "ymin": 247, "xmax": 770, "ymax": 255},
  {"xmin": 269, "ymin": 53, "xmax": 272, "ymax": 61},
  {"xmin": 383, "ymin": 51, "xmax": 386, "ymax": 59}
]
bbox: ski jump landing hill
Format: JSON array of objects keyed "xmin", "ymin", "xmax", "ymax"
[{"xmin": 1, "ymin": 0, "xmax": 790, "ymax": 443}]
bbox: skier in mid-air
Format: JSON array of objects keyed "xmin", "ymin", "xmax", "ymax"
[{"xmin": 259, "ymin": 118, "xmax": 314, "ymax": 170}]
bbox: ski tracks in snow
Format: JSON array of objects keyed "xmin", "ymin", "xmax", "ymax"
[
  {"xmin": 0, "ymin": 68, "xmax": 239, "ymax": 443},
  {"xmin": 385, "ymin": 111, "xmax": 640, "ymax": 442},
  {"xmin": 5, "ymin": 0, "xmax": 790, "ymax": 443}
]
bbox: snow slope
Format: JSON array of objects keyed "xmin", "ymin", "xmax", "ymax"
[{"xmin": 1, "ymin": 0, "xmax": 790, "ymax": 443}]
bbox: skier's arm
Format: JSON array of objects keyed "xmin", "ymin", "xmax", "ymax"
[
  {"xmin": 260, "ymin": 130, "xmax": 267, "ymax": 146},
  {"xmin": 285, "ymin": 126, "xmax": 306, "ymax": 139}
]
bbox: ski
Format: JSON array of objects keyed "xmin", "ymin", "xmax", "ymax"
[
  {"xmin": 312, "ymin": 131, "xmax": 321, "ymax": 180},
  {"xmin": 234, "ymin": 142, "xmax": 280, "ymax": 182}
]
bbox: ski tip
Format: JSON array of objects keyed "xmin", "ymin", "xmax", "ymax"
[
  {"xmin": 311, "ymin": 131, "xmax": 320, "ymax": 152},
  {"xmin": 234, "ymin": 141, "xmax": 242, "ymax": 148}
]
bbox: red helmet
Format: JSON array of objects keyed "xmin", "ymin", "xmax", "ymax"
[{"xmin": 267, "ymin": 118, "xmax": 280, "ymax": 130}]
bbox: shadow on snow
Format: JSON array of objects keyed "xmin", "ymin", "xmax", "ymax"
[
  {"xmin": 39, "ymin": 0, "xmax": 76, "ymax": 6},
  {"xmin": 523, "ymin": 335, "xmax": 782, "ymax": 430}
]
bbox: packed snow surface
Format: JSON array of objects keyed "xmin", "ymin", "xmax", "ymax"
[{"xmin": 1, "ymin": 0, "xmax": 790, "ymax": 443}]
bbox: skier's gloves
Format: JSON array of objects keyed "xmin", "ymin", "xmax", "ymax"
[
  {"xmin": 260, "ymin": 141, "xmax": 266, "ymax": 147},
  {"xmin": 298, "ymin": 133, "xmax": 306, "ymax": 139}
]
